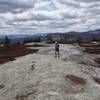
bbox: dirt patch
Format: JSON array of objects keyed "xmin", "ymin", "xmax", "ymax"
[
  {"xmin": 65, "ymin": 75, "xmax": 86, "ymax": 85},
  {"xmin": 80, "ymin": 43, "xmax": 100, "ymax": 54},
  {"xmin": 95, "ymin": 58, "xmax": 100, "ymax": 64},
  {"xmin": 16, "ymin": 95, "xmax": 27, "ymax": 100},
  {"xmin": 16, "ymin": 90, "xmax": 36, "ymax": 100},
  {"xmin": 94, "ymin": 58, "xmax": 100, "ymax": 68},
  {"xmin": 0, "ymin": 44, "xmax": 39, "ymax": 64},
  {"xmin": 0, "ymin": 57, "xmax": 15, "ymax": 64},
  {"xmin": 93, "ymin": 77, "xmax": 100, "ymax": 84},
  {"xmin": 0, "ymin": 84, "xmax": 5, "ymax": 89},
  {"xmin": 80, "ymin": 43, "xmax": 100, "ymax": 47},
  {"xmin": 84, "ymin": 47, "xmax": 100, "ymax": 54}
]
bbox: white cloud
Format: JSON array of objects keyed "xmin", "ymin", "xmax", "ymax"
[{"xmin": 0, "ymin": 0, "xmax": 100, "ymax": 34}]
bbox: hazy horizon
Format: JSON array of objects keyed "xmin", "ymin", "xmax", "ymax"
[{"xmin": 0, "ymin": 0, "xmax": 100, "ymax": 35}]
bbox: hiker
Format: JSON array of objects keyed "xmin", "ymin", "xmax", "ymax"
[{"xmin": 55, "ymin": 41, "xmax": 60, "ymax": 57}]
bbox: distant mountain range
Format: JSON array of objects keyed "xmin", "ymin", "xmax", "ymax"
[
  {"xmin": 0, "ymin": 34, "xmax": 41, "ymax": 42},
  {"xmin": 0, "ymin": 29, "xmax": 100, "ymax": 42},
  {"xmin": 46, "ymin": 29, "xmax": 100, "ymax": 42}
]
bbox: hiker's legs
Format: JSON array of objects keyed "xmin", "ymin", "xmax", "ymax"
[
  {"xmin": 55, "ymin": 49, "xmax": 60, "ymax": 57},
  {"xmin": 57, "ymin": 51, "xmax": 60, "ymax": 57},
  {"xmin": 55, "ymin": 51, "xmax": 60, "ymax": 57},
  {"xmin": 55, "ymin": 50, "xmax": 57, "ymax": 57}
]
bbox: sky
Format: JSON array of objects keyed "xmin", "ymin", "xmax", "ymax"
[{"xmin": 0, "ymin": 0, "xmax": 100, "ymax": 35}]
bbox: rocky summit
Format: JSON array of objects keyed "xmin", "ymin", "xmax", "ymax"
[{"xmin": 0, "ymin": 43, "xmax": 100, "ymax": 100}]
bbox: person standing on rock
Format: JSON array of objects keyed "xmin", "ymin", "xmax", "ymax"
[{"xmin": 55, "ymin": 41, "xmax": 60, "ymax": 57}]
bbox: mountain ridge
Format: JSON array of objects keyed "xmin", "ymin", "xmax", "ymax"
[{"xmin": 0, "ymin": 29, "xmax": 100, "ymax": 42}]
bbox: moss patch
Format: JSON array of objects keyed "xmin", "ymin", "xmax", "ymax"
[{"xmin": 65, "ymin": 75, "xmax": 86, "ymax": 85}]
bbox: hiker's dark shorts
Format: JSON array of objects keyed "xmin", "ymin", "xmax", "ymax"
[{"xmin": 55, "ymin": 48, "xmax": 59, "ymax": 52}]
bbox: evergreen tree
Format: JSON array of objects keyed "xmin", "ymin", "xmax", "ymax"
[{"xmin": 4, "ymin": 36, "xmax": 11, "ymax": 49}]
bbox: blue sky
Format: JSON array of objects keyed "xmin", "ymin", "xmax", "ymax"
[{"xmin": 0, "ymin": 0, "xmax": 100, "ymax": 34}]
